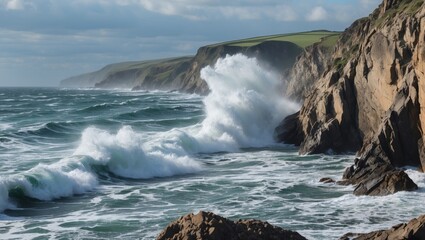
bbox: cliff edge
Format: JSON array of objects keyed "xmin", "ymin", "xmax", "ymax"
[
  {"xmin": 276, "ymin": 0, "xmax": 424, "ymax": 196},
  {"xmin": 60, "ymin": 31, "xmax": 339, "ymax": 94}
]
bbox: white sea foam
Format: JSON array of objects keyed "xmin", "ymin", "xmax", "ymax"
[
  {"xmin": 196, "ymin": 54, "xmax": 299, "ymax": 151},
  {"xmin": 74, "ymin": 126, "xmax": 201, "ymax": 179},
  {"xmin": 0, "ymin": 54, "xmax": 299, "ymax": 212},
  {"xmin": 0, "ymin": 157, "xmax": 98, "ymax": 211},
  {"xmin": 0, "ymin": 123, "xmax": 12, "ymax": 131},
  {"xmin": 71, "ymin": 54, "xmax": 298, "ymax": 178},
  {"xmin": 0, "ymin": 182, "xmax": 14, "ymax": 211}
]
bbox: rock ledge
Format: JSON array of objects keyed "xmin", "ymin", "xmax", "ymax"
[
  {"xmin": 157, "ymin": 211, "xmax": 307, "ymax": 240},
  {"xmin": 340, "ymin": 214, "xmax": 425, "ymax": 240}
]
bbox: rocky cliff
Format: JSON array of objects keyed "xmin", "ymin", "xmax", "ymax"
[
  {"xmin": 60, "ymin": 41, "xmax": 303, "ymax": 94},
  {"xmin": 60, "ymin": 31, "xmax": 340, "ymax": 94},
  {"xmin": 284, "ymin": 38, "xmax": 336, "ymax": 102},
  {"xmin": 60, "ymin": 57, "xmax": 192, "ymax": 90},
  {"xmin": 276, "ymin": 0, "xmax": 425, "ymax": 195},
  {"xmin": 180, "ymin": 41, "xmax": 304, "ymax": 94}
]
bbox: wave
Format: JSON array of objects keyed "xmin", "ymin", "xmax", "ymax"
[
  {"xmin": 114, "ymin": 106, "xmax": 203, "ymax": 120},
  {"xmin": 195, "ymin": 53, "xmax": 299, "ymax": 151},
  {"xmin": 0, "ymin": 54, "xmax": 299, "ymax": 212},
  {"xmin": 76, "ymin": 103, "xmax": 114, "ymax": 113},
  {"xmin": 0, "ymin": 156, "xmax": 98, "ymax": 211},
  {"xmin": 0, "ymin": 127, "xmax": 202, "ymax": 212},
  {"xmin": 74, "ymin": 126, "xmax": 202, "ymax": 179},
  {"xmin": 14, "ymin": 122, "xmax": 81, "ymax": 139}
]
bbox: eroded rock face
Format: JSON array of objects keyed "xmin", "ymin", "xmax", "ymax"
[
  {"xmin": 340, "ymin": 214, "xmax": 425, "ymax": 240},
  {"xmin": 276, "ymin": 0, "xmax": 425, "ymax": 195},
  {"xmin": 156, "ymin": 211, "xmax": 307, "ymax": 240},
  {"xmin": 285, "ymin": 42, "xmax": 334, "ymax": 102},
  {"xmin": 181, "ymin": 41, "xmax": 303, "ymax": 95}
]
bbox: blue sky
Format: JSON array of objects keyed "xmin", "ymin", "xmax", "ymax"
[{"xmin": 0, "ymin": 0, "xmax": 380, "ymax": 86}]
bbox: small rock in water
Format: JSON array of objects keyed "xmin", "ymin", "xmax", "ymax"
[{"xmin": 319, "ymin": 177, "xmax": 335, "ymax": 183}]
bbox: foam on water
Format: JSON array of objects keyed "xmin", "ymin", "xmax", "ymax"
[
  {"xmin": 74, "ymin": 126, "xmax": 201, "ymax": 179},
  {"xmin": 0, "ymin": 156, "xmax": 98, "ymax": 211},
  {"xmin": 71, "ymin": 54, "xmax": 299, "ymax": 179},
  {"xmin": 0, "ymin": 54, "xmax": 300, "ymax": 213},
  {"xmin": 0, "ymin": 123, "xmax": 13, "ymax": 131}
]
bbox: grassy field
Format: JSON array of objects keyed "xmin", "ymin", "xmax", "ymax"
[{"xmin": 214, "ymin": 30, "xmax": 341, "ymax": 49}]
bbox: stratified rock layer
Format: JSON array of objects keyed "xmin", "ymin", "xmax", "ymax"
[
  {"xmin": 276, "ymin": 0, "xmax": 425, "ymax": 195},
  {"xmin": 340, "ymin": 214, "xmax": 425, "ymax": 240},
  {"xmin": 156, "ymin": 211, "xmax": 307, "ymax": 240},
  {"xmin": 285, "ymin": 42, "xmax": 334, "ymax": 102}
]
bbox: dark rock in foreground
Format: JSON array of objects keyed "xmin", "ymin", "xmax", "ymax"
[
  {"xmin": 340, "ymin": 215, "xmax": 425, "ymax": 240},
  {"xmin": 157, "ymin": 211, "xmax": 307, "ymax": 240}
]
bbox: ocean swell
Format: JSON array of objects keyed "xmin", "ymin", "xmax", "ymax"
[{"xmin": 0, "ymin": 54, "xmax": 299, "ymax": 212}]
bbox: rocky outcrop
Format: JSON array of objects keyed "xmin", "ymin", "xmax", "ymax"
[
  {"xmin": 341, "ymin": 214, "xmax": 425, "ymax": 240},
  {"xmin": 157, "ymin": 211, "xmax": 307, "ymax": 240},
  {"xmin": 276, "ymin": 0, "xmax": 425, "ymax": 195},
  {"xmin": 285, "ymin": 41, "xmax": 335, "ymax": 102}
]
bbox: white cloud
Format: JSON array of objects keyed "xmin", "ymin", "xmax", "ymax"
[
  {"xmin": 135, "ymin": 0, "xmax": 299, "ymax": 21},
  {"xmin": 306, "ymin": 6, "xmax": 328, "ymax": 21},
  {"xmin": 219, "ymin": 6, "xmax": 261, "ymax": 20},
  {"xmin": 138, "ymin": 0, "xmax": 203, "ymax": 19},
  {"xmin": 5, "ymin": 0, "xmax": 24, "ymax": 10},
  {"xmin": 268, "ymin": 5, "xmax": 298, "ymax": 21}
]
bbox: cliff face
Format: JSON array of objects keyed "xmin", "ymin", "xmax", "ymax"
[
  {"xmin": 60, "ymin": 57, "xmax": 192, "ymax": 91},
  {"xmin": 181, "ymin": 41, "xmax": 303, "ymax": 94},
  {"xmin": 96, "ymin": 57, "xmax": 192, "ymax": 91},
  {"xmin": 284, "ymin": 41, "xmax": 335, "ymax": 102},
  {"xmin": 60, "ymin": 41, "xmax": 303, "ymax": 94},
  {"xmin": 60, "ymin": 61, "xmax": 142, "ymax": 88},
  {"xmin": 277, "ymin": 0, "xmax": 424, "ymax": 195}
]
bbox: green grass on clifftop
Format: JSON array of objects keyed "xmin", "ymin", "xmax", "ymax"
[{"xmin": 213, "ymin": 30, "xmax": 341, "ymax": 49}]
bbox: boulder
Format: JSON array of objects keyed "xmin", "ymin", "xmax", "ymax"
[
  {"xmin": 156, "ymin": 211, "xmax": 307, "ymax": 240},
  {"xmin": 319, "ymin": 177, "xmax": 336, "ymax": 183},
  {"xmin": 340, "ymin": 214, "xmax": 425, "ymax": 240}
]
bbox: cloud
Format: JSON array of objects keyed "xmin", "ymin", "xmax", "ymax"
[
  {"xmin": 4, "ymin": 0, "xmax": 24, "ymax": 10},
  {"xmin": 136, "ymin": 0, "xmax": 299, "ymax": 21},
  {"xmin": 306, "ymin": 6, "xmax": 328, "ymax": 22},
  {"xmin": 268, "ymin": 5, "xmax": 298, "ymax": 22},
  {"xmin": 0, "ymin": 0, "xmax": 384, "ymax": 87}
]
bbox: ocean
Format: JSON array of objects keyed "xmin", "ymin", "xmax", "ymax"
[{"xmin": 0, "ymin": 55, "xmax": 424, "ymax": 239}]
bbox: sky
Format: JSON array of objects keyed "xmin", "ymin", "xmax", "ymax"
[{"xmin": 0, "ymin": 0, "xmax": 381, "ymax": 87}]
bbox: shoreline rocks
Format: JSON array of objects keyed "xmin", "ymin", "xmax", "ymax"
[
  {"xmin": 340, "ymin": 214, "xmax": 425, "ymax": 240},
  {"xmin": 156, "ymin": 211, "xmax": 307, "ymax": 240},
  {"xmin": 276, "ymin": 0, "xmax": 425, "ymax": 196}
]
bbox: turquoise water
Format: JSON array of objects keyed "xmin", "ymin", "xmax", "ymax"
[{"xmin": 1, "ymin": 56, "xmax": 424, "ymax": 240}]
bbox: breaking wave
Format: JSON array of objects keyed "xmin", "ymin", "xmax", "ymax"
[{"xmin": 0, "ymin": 54, "xmax": 299, "ymax": 212}]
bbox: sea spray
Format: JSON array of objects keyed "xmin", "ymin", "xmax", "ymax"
[
  {"xmin": 196, "ymin": 53, "xmax": 299, "ymax": 151},
  {"xmin": 0, "ymin": 54, "xmax": 299, "ymax": 212},
  {"xmin": 74, "ymin": 126, "xmax": 201, "ymax": 179},
  {"xmin": 72, "ymin": 54, "xmax": 299, "ymax": 180}
]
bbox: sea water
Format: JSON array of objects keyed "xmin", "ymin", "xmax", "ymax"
[{"xmin": 0, "ymin": 54, "xmax": 424, "ymax": 239}]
